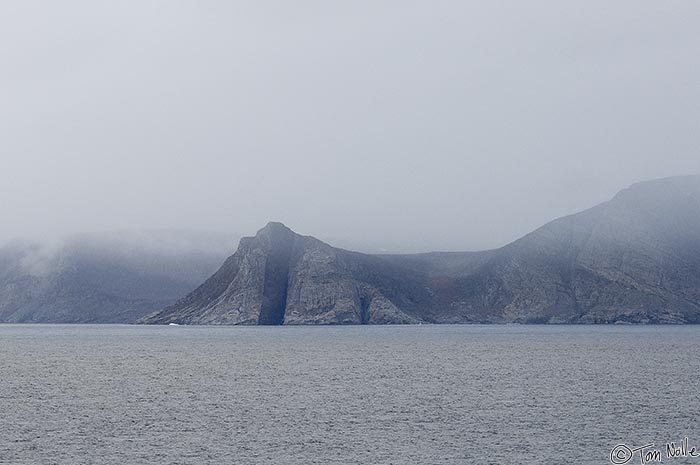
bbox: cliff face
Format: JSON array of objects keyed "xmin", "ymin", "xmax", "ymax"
[
  {"xmin": 142, "ymin": 223, "xmax": 428, "ymax": 325},
  {"xmin": 142, "ymin": 176, "xmax": 700, "ymax": 325}
]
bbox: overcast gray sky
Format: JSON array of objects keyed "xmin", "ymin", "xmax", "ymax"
[{"xmin": 1, "ymin": 1, "xmax": 699, "ymax": 253}]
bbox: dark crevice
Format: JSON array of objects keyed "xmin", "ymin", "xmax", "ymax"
[
  {"xmin": 359, "ymin": 295, "xmax": 371, "ymax": 325},
  {"xmin": 257, "ymin": 234, "xmax": 295, "ymax": 325}
]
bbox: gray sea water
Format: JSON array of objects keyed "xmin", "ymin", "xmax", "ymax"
[{"xmin": 1, "ymin": 324, "xmax": 699, "ymax": 465}]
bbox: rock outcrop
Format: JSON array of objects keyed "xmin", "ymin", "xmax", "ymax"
[
  {"xmin": 141, "ymin": 222, "xmax": 426, "ymax": 325},
  {"xmin": 142, "ymin": 175, "xmax": 700, "ymax": 325}
]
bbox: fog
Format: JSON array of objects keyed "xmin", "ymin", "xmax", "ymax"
[{"xmin": 1, "ymin": 1, "xmax": 699, "ymax": 253}]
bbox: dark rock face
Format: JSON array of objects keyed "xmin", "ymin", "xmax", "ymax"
[
  {"xmin": 143, "ymin": 176, "xmax": 700, "ymax": 325},
  {"xmin": 257, "ymin": 225, "xmax": 295, "ymax": 325}
]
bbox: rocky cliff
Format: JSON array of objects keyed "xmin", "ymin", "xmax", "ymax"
[
  {"xmin": 142, "ymin": 175, "xmax": 700, "ymax": 325},
  {"xmin": 141, "ymin": 222, "xmax": 428, "ymax": 325}
]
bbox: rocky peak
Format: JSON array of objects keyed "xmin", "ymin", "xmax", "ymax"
[
  {"xmin": 142, "ymin": 176, "xmax": 700, "ymax": 325},
  {"xmin": 256, "ymin": 221, "xmax": 295, "ymax": 238}
]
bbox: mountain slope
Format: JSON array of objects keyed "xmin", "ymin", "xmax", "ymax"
[
  {"xmin": 452, "ymin": 175, "xmax": 700, "ymax": 323},
  {"xmin": 142, "ymin": 175, "xmax": 700, "ymax": 325},
  {"xmin": 0, "ymin": 230, "xmax": 238, "ymax": 323},
  {"xmin": 141, "ymin": 223, "xmax": 429, "ymax": 325}
]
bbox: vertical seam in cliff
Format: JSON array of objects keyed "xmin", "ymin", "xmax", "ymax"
[
  {"xmin": 257, "ymin": 234, "xmax": 295, "ymax": 325},
  {"xmin": 359, "ymin": 293, "xmax": 370, "ymax": 325}
]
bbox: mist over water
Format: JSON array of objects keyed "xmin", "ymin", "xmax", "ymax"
[{"xmin": 2, "ymin": 3, "xmax": 699, "ymax": 465}]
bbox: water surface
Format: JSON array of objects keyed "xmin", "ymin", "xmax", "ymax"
[{"xmin": 1, "ymin": 324, "xmax": 699, "ymax": 464}]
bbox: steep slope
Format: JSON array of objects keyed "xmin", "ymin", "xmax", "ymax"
[
  {"xmin": 141, "ymin": 223, "xmax": 430, "ymax": 325},
  {"xmin": 431, "ymin": 175, "xmax": 700, "ymax": 323},
  {"xmin": 143, "ymin": 175, "xmax": 700, "ymax": 325},
  {"xmin": 0, "ymin": 230, "xmax": 237, "ymax": 323}
]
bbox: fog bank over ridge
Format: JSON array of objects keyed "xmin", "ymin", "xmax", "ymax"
[{"xmin": 1, "ymin": 1, "xmax": 699, "ymax": 251}]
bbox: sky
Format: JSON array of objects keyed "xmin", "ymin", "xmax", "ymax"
[{"xmin": 1, "ymin": 1, "xmax": 699, "ymax": 253}]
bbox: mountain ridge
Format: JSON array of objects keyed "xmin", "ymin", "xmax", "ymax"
[
  {"xmin": 142, "ymin": 175, "xmax": 700, "ymax": 325},
  {"xmin": 0, "ymin": 230, "xmax": 238, "ymax": 323}
]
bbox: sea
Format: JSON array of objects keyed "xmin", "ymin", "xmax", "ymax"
[{"xmin": 1, "ymin": 324, "xmax": 699, "ymax": 465}]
